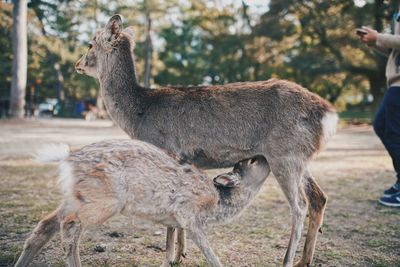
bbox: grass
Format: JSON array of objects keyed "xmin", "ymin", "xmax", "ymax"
[
  {"xmin": 1, "ymin": 160, "xmax": 399, "ymax": 267},
  {"xmin": 0, "ymin": 122, "xmax": 399, "ymax": 267}
]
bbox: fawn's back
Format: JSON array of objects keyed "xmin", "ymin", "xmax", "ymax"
[{"xmin": 61, "ymin": 139, "xmax": 218, "ymax": 226}]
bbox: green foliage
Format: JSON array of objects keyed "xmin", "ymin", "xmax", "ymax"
[
  {"xmin": 1, "ymin": 0, "xmax": 397, "ymax": 115},
  {"xmin": 155, "ymin": 2, "xmax": 258, "ymax": 85},
  {"xmin": 254, "ymin": 0, "xmax": 393, "ymax": 106},
  {"xmin": 0, "ymin": 3, "xmax": 13, "ymax": 100},
  {"xmin": 156, "ymin": 17, "xmax": 208, "ymax": 85},
  {"xmin": 1, "ymin": 1, "xmax": 98, "ymax": 114}
]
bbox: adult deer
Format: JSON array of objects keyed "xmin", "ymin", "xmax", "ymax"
[{"xmin": 75, "ymin": 15, "xmax": 338, "ymax": 267}]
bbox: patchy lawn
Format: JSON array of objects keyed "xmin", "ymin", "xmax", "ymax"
[{"xmin": 0, "ymin": 119, "xmax": 399, "ymax": 266}]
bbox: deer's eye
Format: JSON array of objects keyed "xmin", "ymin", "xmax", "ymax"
[{"xmin": 88, "ymin": 43, "xmax": 93, "ymax": 49}]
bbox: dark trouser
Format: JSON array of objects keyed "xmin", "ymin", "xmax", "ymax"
[{"xmin": 373, "ymin": 86, "xmax": 400, "ymax": 183}]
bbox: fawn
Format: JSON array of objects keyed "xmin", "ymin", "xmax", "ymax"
[{"xmin": 15, "ymin": 140, "xmax": 270, "ymax": 267}]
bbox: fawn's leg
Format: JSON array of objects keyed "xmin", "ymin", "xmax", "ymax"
[
  {"xmin": 270, "ymin": 159, "xmax": 308, "ymax": 267},
  {"xmin": 161, "ymin": 227, "xmax": 176, "ymax": 267},
  {"xmin": 188, "ymin": 225, "xmax": 222, "ymax": 267},
  {"xmin": 15, "ymin": 209, "xmax": 60, "ymax": 267},
  {"xmin": 60, "ymin": 213, "xmax": 83, "ymax": 267},
  {"xmin": 294, "ymin": 171, "xmax": 327, "ymax": 267},
  {"xmin": 174, "ymin": 228, "xmax": 187, "ymax": 262},
  {"xmin": 61, "ymin": 199, "xmax": 119, "ymax": 267}
]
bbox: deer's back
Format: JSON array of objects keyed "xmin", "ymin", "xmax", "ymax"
[{"xmin": 133, "ymin": 79, "xmax": 333, "ymax": 167}]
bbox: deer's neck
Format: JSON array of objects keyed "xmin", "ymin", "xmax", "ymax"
[
  {"xmin": 98, "ymin": 44, "xmax": 141, "ymax": 93},
  {"xmin": 98, "ymin": 46, "xmax": 145, "ymax": 137}
]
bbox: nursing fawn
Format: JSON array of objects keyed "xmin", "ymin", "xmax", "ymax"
[{"xmin": 15, "ymin": 140, "xmax": 270, "ymax": 267}]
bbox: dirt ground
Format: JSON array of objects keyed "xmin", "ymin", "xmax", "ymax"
[{"xmin": 0, "ymin": 119, "xmax": 399, "ymax": 267}]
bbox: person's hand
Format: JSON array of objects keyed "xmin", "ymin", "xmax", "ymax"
[{"xmin": 359, "ymin": 26, "xmax": 378, "ymax": 45}]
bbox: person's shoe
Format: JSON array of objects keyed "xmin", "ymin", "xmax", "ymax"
[
  {"xmin": 383, "ymin": 182, "xmax": 400, "ymax": 197},
  {"xmin": 379, "ymin": 192, "xmax": 400, "ymax": 207}
]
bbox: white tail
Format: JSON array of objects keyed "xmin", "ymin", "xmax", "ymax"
[
  {"xmin": 35, "ymin": 144, "xmax": 70, "ymax": 163},
  {"xmin": 321, "ymin": 111, "xmax": 339, "ymax": 143}
]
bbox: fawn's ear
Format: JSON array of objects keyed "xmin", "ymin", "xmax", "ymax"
[
  {"xmin": 104, "ymin": 14, "xmax": 123, "ymax": 41},
  {"xmin": 213, "ymin": 173, "xmax": 241, "ymax": 188}
]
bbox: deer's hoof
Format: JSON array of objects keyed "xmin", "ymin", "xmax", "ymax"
[
  {"xmin": 160, "ymin": 261, "xmax": 179, "ymax": 267},
  {"xmin": 293, "ymin": 260, "xmax": 310, "ymax": 267},
  {"xmin": 173, "ymin": 252, "xmax": 187, "ymax": 264}
]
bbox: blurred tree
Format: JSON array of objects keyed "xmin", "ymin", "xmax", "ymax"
[
  {"xmin": 0, "ymin": 3, "xmax": 13, "ymax": 102},
  {"xmin": 0, "ymin": 0, "xmax": 397, "ymax": 118},
  {"xmin": 27, "ymin": 0, "xmax": 100, "ymax": 114},
  {"xmin": 155, "ymin": 1, "xmax": 255, "ymax": 85},
  {"xmin": 254, "ymin": 0, "xmax": 394, "ymax": 106},
  {"xmin": 142, "ymin": 0, "xmax": 154, "ymax": 88},
  {"xmin": 10, "ymin": 0, "xmax": 28, "ymax": 118},
  {"xmin": 155, "ymin": 16, "xmax": 207, "ymax": 85},
  {"xmin": 114, "ymin": 0, "xmax": 179, "ymax": 87}
]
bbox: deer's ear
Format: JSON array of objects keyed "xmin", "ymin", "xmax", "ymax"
[
  {"xmin": 213, "ymin": 173, "xmax": 240, "ymax": 188},
  {"xmin": 104, "ymin": 14, "xmax": 123, "ymax": 40}
]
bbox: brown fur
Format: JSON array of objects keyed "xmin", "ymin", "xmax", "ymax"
[
  {"xmin": 294, "ymin": 174, "xmax": 328, "ymax": 267},
  {"xmin": 15, "ymin": 140, "xmax": 271, "ymax": 267},
  {"xmin": 73, "ymin": 15, "xmax": 338, "ymax": 267}
]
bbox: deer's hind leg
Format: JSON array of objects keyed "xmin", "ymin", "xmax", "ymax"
[
  {"xmin": 15, "ymin": 209, "xmax": 61, "ymax": 267},
  {"xmin": 60, "ymin": 213, "xmax": 83, "ymax": 267},
  {"xmin": 294, "ymin": 169, "xmax": 327, "ymax": 267},
  {"xmin": 61, "ymin": 198, "xmax": 119, "ymax": 267},
  {"xmin": 269, "ymin": 158, "xmax": 308, "ymax": 267}
]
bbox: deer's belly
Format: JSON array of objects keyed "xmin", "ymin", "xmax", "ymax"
[
  {"xmin": 179, "ymin": 146, "xmax": 257, "ymax": 168},
  {"xmin": 137, "ymin": 129, "xmax": 259, "ymax": 168}
]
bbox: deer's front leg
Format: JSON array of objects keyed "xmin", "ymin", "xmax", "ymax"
[
  {"xmin": 188, "ymin": 225, "xmax": 222, "ymax": 267},
  {"xmin": 269, "ymin": 159, "xmax": 308, "ymax": 267},
  {"xmin": 174, "ymin": 228, "xmax": 187, "ymax": 263},
  {"xmin": 161, "ymin": 227, "xmax": 176, "ymax": 267}
]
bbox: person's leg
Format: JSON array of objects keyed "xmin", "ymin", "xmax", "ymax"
[
  {"xmin": 383, "ymin": 87, "xmax": 400, "ymax": 182},
  {"xmin": 378, "ymin": 87, "xmax": 400, "ymax": 206},
  {"xmin": 373, "ymin": 93, "xmax": 387, "ymax": 146},
  {"xmin": 373, "ymin": 88, "xmax": 400, "ymax": 184}
]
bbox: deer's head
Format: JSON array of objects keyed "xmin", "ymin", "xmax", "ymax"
[
  {"xmin": 75, "ymin": 14, "xmax": 135, "ymax": 78},
  {"xmin": 213, "ymin": 155, "xmax": 269, "ymax": 198},
  {"xmin": 209, "ymin": 155, "xmax": 270, "ymax": 223}
]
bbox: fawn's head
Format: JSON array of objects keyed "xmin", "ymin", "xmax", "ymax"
[
  {"xmin": 213, "ymin": 155, "xmax": 269, "ymax": 193},
  {"xmin": 75, "ymin": 14, "xmax": 135, "ymax": 78},
  {"xmin": 209, "ymin": 155, "xmax": 270, "ymax": 223}
]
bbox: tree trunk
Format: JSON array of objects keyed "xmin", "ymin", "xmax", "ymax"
[
  {"xmin": 93, "ymin": 0, "xmax": 106, "ymax": 117},
  {"xmin": 143, "ymin": 12, "xmax": 153, "ymax": 88},
  {"xmin": 54, "ymin": 62, "xmax": 65, "ymax": 102},
  {"xmin": 10, "ymin": 0, "xmax": 28, "ymax": 118}
]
